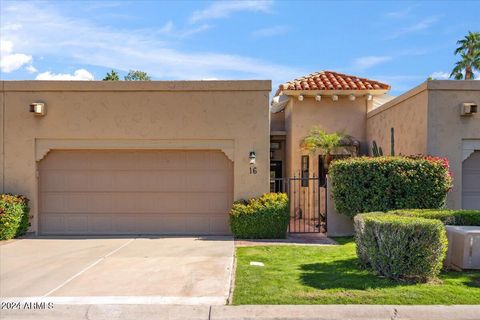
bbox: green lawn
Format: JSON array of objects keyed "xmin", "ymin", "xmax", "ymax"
[{"xmin": 233, "ymin": 238, "xmax": 480, "ymax": 305}]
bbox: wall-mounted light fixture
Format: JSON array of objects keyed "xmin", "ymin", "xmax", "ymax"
[
  {"xmin": 331, "ymin": 95, "xmax": 338, "ymax": 102},
  {"xmin": 30, "ymin": 102, "xmax": 46, "ymax": 116},
  {"xmin": 315, "ymin": 94, "xmax": 322, "ymax": 102},
  {"xmin": 365, "ymin": 94, "xmax": 373, "ymax": 101},
  {"xmin": 249, "ymin": 151, "xmax": 256, "ymax": 165},
  {"xmin": 297, "ymin": 94, "xmax": 304, "ymax": 101},
  {"xmin": 348, "ymin": 94, "xmax": 356, "ymax": 101}
]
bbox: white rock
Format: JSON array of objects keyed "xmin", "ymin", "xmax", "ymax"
[{"xmin": 250, "ymin": 261, "xmax": 264, "ymax": 267}]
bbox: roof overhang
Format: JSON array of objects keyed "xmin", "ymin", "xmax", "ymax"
[{"xmin": 280, "ymin": 89, "xmax": 389, "ymax": 97}]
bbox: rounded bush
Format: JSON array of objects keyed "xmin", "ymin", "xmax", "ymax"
[
  {"xmin": 354, "ymin": 213, "xmax": 448, "ymax": 282},
  {"xmin": 0, "ymin": 194, "xmax": 30, "ymax": 240},
  {"xmin": 329, "ymin": 156, "xmax": 453, "ymax": 218},
  {"xmin": 229, "ymin": 193, "xmax": 289, "ymax": 239}
]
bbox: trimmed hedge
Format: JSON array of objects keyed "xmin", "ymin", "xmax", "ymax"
[
  {"xmin": 329, "ymin": 156, "xmax": 453, "ymax": 218},
  {"xmin": 0, "ymin": 194, "xmax": 30, "ymax": 240},
  {"xmin": 389, "ymin": 209, "xmax": 480, "ymax": 226},
  {"xmin": 354, "ymin": 213, "xmax": 448, "ymax": 282},
  {"xmin": 229, "ymin": 193, "xmax": 289, "ymax": 239}
]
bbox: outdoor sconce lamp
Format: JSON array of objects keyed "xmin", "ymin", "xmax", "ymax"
[
  {"xmin": 249, "ymin": 151, "xmax": 256, "ymax": 165},
  {"xmin": 349, "ymin": 94, "xmax": 356, "ymax": 101},
  {"xmin": 30, "ymin": 102, "xmax": 46, "ymax": 116},
  {"xmin": 297, "ymin": 94, "xmax": 304, "ymax": 101},
  {"xmin": 315, "ymin": 94, "xmax": 322, "ymax": 102},
  {"xmin": 365, "ymin": 94, "xmax": 373, "ymax": 101},
  {"xmin": 331, "ymin": 95, "xmax": 338, "ymax": 102}
]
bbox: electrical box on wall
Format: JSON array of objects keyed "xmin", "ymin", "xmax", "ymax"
[{"xmin": 460, "ymin": 102, "xmax": 478, "ymax": 116}]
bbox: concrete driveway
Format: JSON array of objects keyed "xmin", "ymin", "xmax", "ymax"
[{"xmin": 0, "ymin": 236, "xmax": 233, "ymax": 305}]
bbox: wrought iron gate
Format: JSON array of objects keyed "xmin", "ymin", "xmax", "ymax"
[{"xmin": 269, "ymin": 175, "xmax": 326, "ymax": 233}]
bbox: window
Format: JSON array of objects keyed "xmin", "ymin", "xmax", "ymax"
[{"xmin": 301, "ymin": 155, "xmax": 309, "ymax": 187}]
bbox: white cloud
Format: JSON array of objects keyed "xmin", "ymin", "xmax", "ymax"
[
  {"xmin": 189, "ymin": 0, "xmax": 273, "ymax": 23},
  {"xmin": 0, "ymin": 40, "xmax": 32, "ymax": 72},
  {"xmin": 160, "ymin": 21, "xmax": 174, "ymax": 33},
  {"xmin": 35, "ymin": 69, "xmax": 94, "ymax": 80},
  {"xmin": 385, "ymin": 5, "xmax": 419, "ymax": 19},
  {"xmin": 158, "ymin": 21, "xmax": 211, "ymax": 38},
  {"xmin": 352, "ymin": 56, "xmax": 392, "ymax": 71},
  {"xmin": 429, "ymin": 71, "xmax": 450, "ymax": 80},
  {"xmin": 0, "ymin": 2, "xmax": 301, "ymax": 84},
  {"xmin": 252, "ymin": 26, "xmax": 288, "ymax": 38},
  {"xmin": 1, "ymin": 23, "xmax": 22, "ymax": 31},
  {"xmin": 386, "ymin": 16, "xmax": 440, "ymax": 39},
  {"xmin": 26, "ymin": 64, "xmax": 37, "ymax": 73}
]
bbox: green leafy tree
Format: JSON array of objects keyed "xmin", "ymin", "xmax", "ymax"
[
  {"xmin": 450, "ymin": 31, "xmax": 480, "ymax": 80},
  {"xmin": 103, "ymin": 70, "xmax": 120, "ymax": 81},
  {"xmin": 124, "ymin": 70, "xmax": 151, "ymax": 81}
]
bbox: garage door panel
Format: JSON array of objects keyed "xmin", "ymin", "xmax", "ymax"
[
  {"xmin": 41, "ymin": 194, "xmax": 65, "ymax": 212},
  {"xmin": 39, "ymin": 150, "xmax": 233, "ymax": 235}
]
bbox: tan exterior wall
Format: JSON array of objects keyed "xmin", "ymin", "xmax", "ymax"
[
  {"xmin": 1, "ymin": 80, "xmax": 271, "ymax": 233},
  {"xmin": 270, "ymin": 111, "xmax": 285, "ymax": 132},
  {"xmin": 426, "ymin": 81, "xmax": 480, "ymax": 208},
  {"xmin": 286, "ymin": 96, "xmax": 369, "ymax": 178},
  {"xmin": 366, "ymin": 84, "xmax": 429, "ymax": 156}
]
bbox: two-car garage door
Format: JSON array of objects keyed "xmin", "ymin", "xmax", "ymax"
[{"xmin": 39, "ymin": 150, "xmax": 233, "ymax": 235}]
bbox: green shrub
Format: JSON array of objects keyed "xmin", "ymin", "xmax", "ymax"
[
  {"xmin": 389, "ymin": 209, "xmax": 480, "ymax": 226},
  {"xmin": 329, "ymin": 156, "xmax": 453, "ymax": 218},
  {"xmin": 354, "ymin": 213, "xmax": 447, "ymax": 282},
  {"xmin": 0, "ymin": 194, "xmax": 30, "ymax": 240},
  {"xmin": 230, "ymin": 193, "xmax": 289, "ymax": 239}
]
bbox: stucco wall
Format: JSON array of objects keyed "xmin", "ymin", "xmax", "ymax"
[
  {"xmin": 426, "ymin": 80, "xmax": 480, "ymax": 208},
  {"xmin": 366, "ymin": 84, "xmax": 429, "ymax": 156},
  {"xmin": 286, "ymin": 96, "xmax": 368, "ymax": 178},
  {"xmin": 270, "ymin": 110, "xmax": 285, "ymax": 132},
  {"xmin": 0, "ymin": 80, "xmax": 271, "ymax": 233}
]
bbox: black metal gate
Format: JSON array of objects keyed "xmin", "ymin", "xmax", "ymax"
[{"xmin": 287, "ymin": 176, "xmax": 326, "ymax": 233}]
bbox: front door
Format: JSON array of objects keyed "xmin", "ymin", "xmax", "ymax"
[{"xmin": 270, "ymin": 161, "xmax": 283, "ymax": 192}]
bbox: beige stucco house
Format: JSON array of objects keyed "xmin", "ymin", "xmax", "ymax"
[
  {"xmin": 0, "ymin": 80, "xmax": 271, "ymax": 235},
  {"xmin": 1, "ymin": 72, "xmax": 478, "ymax": 237},
  {"xmin": 271, "ymin": 71, "xmax": 480, "ymax": 235},
  {"xmin": 367, "ymin": 80, "xmax": 480, "ymax": 210}
]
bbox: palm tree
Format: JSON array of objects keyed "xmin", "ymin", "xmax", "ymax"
[
  {"xmin": 301, "ymin": 126, "xmax": 344, "ymax": 167},
  {"xmin": 450, "ymin": 31, "xmax": 480, "ymax": 80}
]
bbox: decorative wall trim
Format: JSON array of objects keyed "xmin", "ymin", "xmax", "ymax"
[
  {"xmin": 462, "ymin": 139, "xmax": 480, "ymax": 162},
  {"xmin": 36, "ymin": 139, "xmax": 235, "ymax": 162}
]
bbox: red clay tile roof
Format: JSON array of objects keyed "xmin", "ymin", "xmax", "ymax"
[{"xmin": 277, "ymin": 71, "xmax": 390, "ymax": 95}]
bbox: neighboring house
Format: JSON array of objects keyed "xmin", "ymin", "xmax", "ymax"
[
  {"xmin": 367, "ymin": 80, "xmax": 480, "ymax": 210},
  {"xmin": 0, "ymin": 80, "xmax": 271, "ymax": 236}
]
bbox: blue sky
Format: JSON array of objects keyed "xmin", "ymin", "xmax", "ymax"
[{"xmin": 1, "ymin": 0, "xmax": 479, "ymax": 95}]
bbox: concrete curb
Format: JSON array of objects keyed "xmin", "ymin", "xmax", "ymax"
[
  {"xmin": 210, "ymin": 305, "xmax": 480, "ymax": 320},
  {"xmin": 1, "ymin": 304, "xmax": 479, "ymax": 320}
]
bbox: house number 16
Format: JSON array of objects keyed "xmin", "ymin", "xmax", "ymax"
[{"xmin": 250, "ymin": 167, "xmax": 258, "ymax": 174}]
